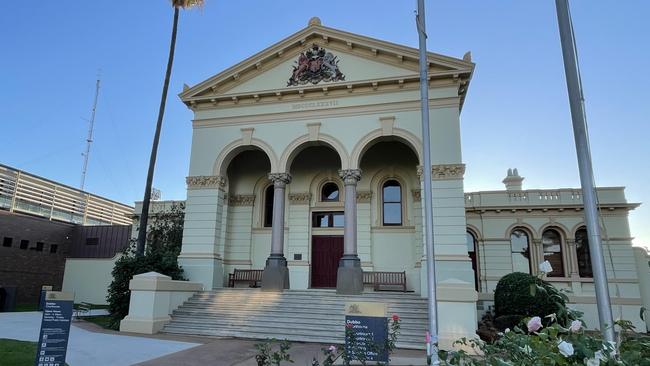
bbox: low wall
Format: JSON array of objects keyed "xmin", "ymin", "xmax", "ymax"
[
  {"xmin": 120, "ymin": 272, "xmax": 203, "ymax": 334},
  {"xmin": 62, "ymin": 255, "xmax": 120, "ymax": 305}
]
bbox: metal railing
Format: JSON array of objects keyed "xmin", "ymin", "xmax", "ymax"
[{"xmin": 0, "ymin": 164, "xmax": 133, "ymax": 225}]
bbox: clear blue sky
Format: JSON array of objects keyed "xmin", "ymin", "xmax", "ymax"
[{"xmin": 1, "ymin": 1, "xmax": 648, "ymax": 248}]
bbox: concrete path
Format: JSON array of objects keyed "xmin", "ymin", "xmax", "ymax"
[
  {"xmin": 0, "ymin": 311, "xmax": 200, "ymax": 366},
  {"xmin": 135, "ymin": 338, "xmax": 429, "ymax": 366}
]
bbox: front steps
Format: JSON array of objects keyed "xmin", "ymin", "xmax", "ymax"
[{"xmin": 161, "ymin": 288, "xmax": 429, "ymax": 349}]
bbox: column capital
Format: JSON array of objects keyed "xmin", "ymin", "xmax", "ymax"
[
  {"xmin": 338, "ymin": 169, "xmax": 362, "ymax": 185},
  {"xmin": 186, "ymin": 175, "xmax": 226, "ymax": 190},
  {"xmin": 268, "ymin": 172, "xmax": 292, "ymax": 187}
]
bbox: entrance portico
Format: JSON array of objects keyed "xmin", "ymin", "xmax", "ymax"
[{"xmin": 177, "ymin": 18, "xmax": 478, "ymax": 346}]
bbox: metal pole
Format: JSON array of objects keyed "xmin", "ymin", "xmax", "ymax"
[
  {"xmin": 416, "ymin": 0, "xmax": 439, "ymax": 363},
  {"xmin": 81, "ymin": 78, "xmax": 100, "ymax": 190},
  {"xmin": 555, "ymin": 0, "xmax": 615, "ymax": 343}
]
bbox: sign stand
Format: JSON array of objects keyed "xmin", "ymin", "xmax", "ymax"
[
  {"xmin": 344, "ymin": 302, "xmax": 388, "ymax": 363},
  {"xmin": 34, "ymin": 291, "xmax": 74, "ymax": 366}
]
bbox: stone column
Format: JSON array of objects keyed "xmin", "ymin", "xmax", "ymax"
[
  {"xmin": 336, "ymin": 169, "xmax": 363, "ymax": 294},
  {"xmin": 261, "ymin": 172, "xmax": 291, "ymax": 291}
]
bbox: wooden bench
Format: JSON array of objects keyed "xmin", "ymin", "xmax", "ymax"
[
  {"xmin": 228, "ymin": 269, "xmax": 263, "ymax": 288},
  {"xmin": 74, "ymin": 302, "xmax": 92, "ymax": 319},
  {"xmin": 363, "ymin": 271, "xmax": 407, "ymax": 292}
]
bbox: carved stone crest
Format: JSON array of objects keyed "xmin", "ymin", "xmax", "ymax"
[{"xmin": 287, "ymin": 44, "xmax": 345, "ymax": 86}]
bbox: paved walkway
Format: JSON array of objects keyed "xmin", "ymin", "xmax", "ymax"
[
  {"xmin": 1, "ymin": 311, "xmax": 429, "ymax": 365},
  {"xmin": 0, "ymin": 311, "xmax": 200, "ymax": 366}
]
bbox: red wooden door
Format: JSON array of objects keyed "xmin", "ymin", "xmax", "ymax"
[{"xmin": 311, "ymin": 236, "xmax": 344, "ymax": 288}]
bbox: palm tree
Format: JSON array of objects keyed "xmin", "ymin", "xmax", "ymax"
[{"xmin": 136, "ymin": 0, "xmax": 204, "ymax": 256}]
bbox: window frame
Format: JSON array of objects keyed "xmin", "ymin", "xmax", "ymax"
[
  {"xmin": 381, "ymin": 179, "xmax": 403, "ymax": 226},
  {"xmin": 510, "ymin": 228, "xmax": 532, "ymax": 274},
  {"xmin": 263, "ymin": 184, "xmax": 274, "ymax": 228},
  {"xmin": 466, "ymin": 230, "xmax": 480, "ymax": 291},
  {"xmin": 575, "ymin": 227, "xmax": 593, "ymax": 278},
  {"xmin": 541, "ymin": 228, "xmax": 566, "ymax": 278},
  {"xmin": 320, "ymin": 182, "xmax": 340, "ymax": 202}
]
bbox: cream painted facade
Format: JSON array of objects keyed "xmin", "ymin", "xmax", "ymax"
[
  {"xmin": 178, "ymin": 18, "xmax": 477, "ymax": 343},
  {"xmin": 172, "ymin": 17, "xmax": 647, "ymax": 345},
  {"xmin": 466, "ymin": 173, "xmax": 645, "ymax": 331}
]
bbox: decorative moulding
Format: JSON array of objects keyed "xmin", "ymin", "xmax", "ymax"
[
  {"xmin": 417, "ymin": 164, "xmax": 466, "ymax": 180},
  {"xmin": 289, "ymin": 192, "xmax": 311, "ymax": 205},
  {"xmin": 356, "ymin": 191, "xmax": 372, "ymax": 203},
  {"xmin": 411, "ymin": 189, "xmax": 421, "ymax": 201},
  {"xmin": 228, "ymin": 194, "xmax": 255, "ymax": 207},
  {"xmin": 186, "ymin": 175, "xmax": 226, "ymax": 190}
]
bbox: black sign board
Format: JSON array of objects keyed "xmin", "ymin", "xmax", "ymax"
[
  {"xmin": 344, "ymin": 302, "xmax": 389, "ymax": 363},
  {"xmin": 34, "ymin": 291, "xmax": 74, "ymax": 366}
]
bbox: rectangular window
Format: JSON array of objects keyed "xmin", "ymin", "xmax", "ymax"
[
  {"xmin": 50, "ymin": 244, "xmax": 58, "ymax": 254},
  {"xmin": 86, "ymin": 237, "xmax": 99, "ymax": 246},
  {"xmin": 35, "ymin": 242, "xmax": 44, "ymax": 252},
  {"xmin": 2, "ymin": 237, "xmax": 12, "ymax": 247},
  {"xmin": 312, "ymin": 212, "xmax": 344, "ymax": 228},
  {"xmin": 20, "ymin": 239, "xmax": 29, "ymax": 249}
]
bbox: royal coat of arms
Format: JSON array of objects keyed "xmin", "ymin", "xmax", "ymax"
[{"xmin": 287, "ymin": 44, "xmax": 345, "ymax": 86}]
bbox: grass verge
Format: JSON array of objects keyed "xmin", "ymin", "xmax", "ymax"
[{"xmin": 0, "ymin": 338, "xmax": 69, "ymax": 366}]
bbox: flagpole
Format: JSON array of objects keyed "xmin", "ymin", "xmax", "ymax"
[
  {"xmin": 554, "ymin": 0, "xmax": 615, "ymax": 343},
  {"xmin": 416, "ymin": 0, "xmax": 440, "ymax": 364}
]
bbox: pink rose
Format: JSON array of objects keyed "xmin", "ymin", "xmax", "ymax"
[
  {"xmin": 569, "ymin": 320, "xmax": 582, "ymax": 332},
  {"xmin": 527, "ymin": 316, "xmax": 543, "ymax": 332}
]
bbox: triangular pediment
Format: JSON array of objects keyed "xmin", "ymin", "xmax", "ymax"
[{"xmin": 180, "ymin": 18, "xmax": 474, "ymax": 105}]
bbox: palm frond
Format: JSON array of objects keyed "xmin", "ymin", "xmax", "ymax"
[{"xmin": 171, "ymin": 0, "xmax": 204, "ymax": 9}]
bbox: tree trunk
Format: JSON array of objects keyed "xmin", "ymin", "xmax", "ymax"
[{"xmin": 136, "ymin": 7, "xmax": 180, "ymax": 256}]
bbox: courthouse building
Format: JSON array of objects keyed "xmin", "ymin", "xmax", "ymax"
[{"xmin": 170, "ymin": 18, "xmax": 648, "ymax": 343}]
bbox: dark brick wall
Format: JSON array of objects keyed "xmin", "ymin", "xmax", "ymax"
[{"xmin": 0, "ymin": 210, "xmax": 74, "ymax": 304}]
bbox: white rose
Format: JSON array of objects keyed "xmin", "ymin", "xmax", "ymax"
[
  {"xmin": 569, "ymin": 319, "xmax": 582, "ymax": 332},
  {"xmin": 558, "ymin": 341, "xmax": 574, "ymax": 357},
  {"xmin": 586, "ymin": 350, "xmax": 606, "ymax": 366},
  {"xmin": 539, "ymin": 260, "xmax": 553, "ymax": 274}
]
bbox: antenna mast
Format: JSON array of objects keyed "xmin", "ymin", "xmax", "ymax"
[{"xmin": 80, "ymin": 77, "xmax": 100, "ymax": 190}]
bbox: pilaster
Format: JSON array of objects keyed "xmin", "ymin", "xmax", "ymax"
[{"xmin": 179, "ymin": 175, "xmax": 227, "ymax": 289}]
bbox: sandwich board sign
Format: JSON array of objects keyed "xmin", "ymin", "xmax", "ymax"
[
  {"xmin": 34, "ymin": 291, "xmax": 74, "ymax": 366},
  {"xmin": 344, "ymin": 302, "xmax": 388, "ymax": 363}
]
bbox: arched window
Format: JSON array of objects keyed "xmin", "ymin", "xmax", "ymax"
[
  {"xmin": 575, "ymin": 228, "xmax": 593, "ymax": 278},
  {"xmin": 263, "ymin": 185, "xmax": 274, "ymax": 227},
  {"xmin": 542, "ymin": 229, "xmax": 565, "ymax": 277},
  {"xmin": 510, "ymin": 229, "xmax": 531, "ymax": 273},
  {"xmin": 382, "ymin": 180, "xmax": 402, "ymax": 226},
  {"xmin": 321, "ymin": 182, "xmax": 339, "ymax": 202},
  {"xmin": 467, "ymin": 231, "xmax": 479, "ymax": 291}
]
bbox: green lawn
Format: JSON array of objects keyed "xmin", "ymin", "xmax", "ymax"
[
  {"xmin": 82, "ymin": 315, "xmax": 116, "ymax": 330},
  {"xmin": 0, "ymin": 338, "xmax": 69, "ymax": 366},
  {"xmin": 13, "ymin": 303, "xmax": 38, "ymax": 312}
]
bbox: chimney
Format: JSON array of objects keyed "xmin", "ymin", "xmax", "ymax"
[{"xmin": 502, "ymin": 168, "xmax": 524, "ymax": 191}]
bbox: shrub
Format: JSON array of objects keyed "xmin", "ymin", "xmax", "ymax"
[
  {"xmin": 106, "ymin": 203, "xmax": 186, "ymax": 329},
  {"xmin": 494, "ymin": 272, "xmax": 572, "ymax": 328}
]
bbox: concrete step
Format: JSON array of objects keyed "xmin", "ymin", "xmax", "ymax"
[{"xmin": 161, "ymin": 289, "xmax": 428, "ymax": 350}]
